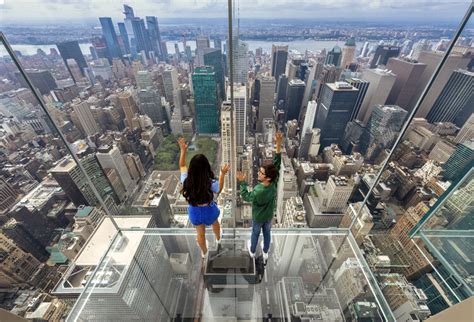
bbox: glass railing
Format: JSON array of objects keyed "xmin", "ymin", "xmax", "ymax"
[{"xmin": 66, "ymin": 228, "xmax": 393, "ymax": 321}]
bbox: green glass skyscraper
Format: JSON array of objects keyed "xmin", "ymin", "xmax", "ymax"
[
  {"xmin": 443, "ymin": 140, "xmax": 474, "ymax": 181},
  {"xmin": 192, "ymin": 66, "xmax": 219, "ymax": 134},
  {"xmin": 203, "ymin": 48, "xmax": 225, "ymax": 100}
]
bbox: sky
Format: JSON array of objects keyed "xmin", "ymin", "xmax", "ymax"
[{"xmin": 0, "ymin": 0, "xmax": 471, "ymax": 23}]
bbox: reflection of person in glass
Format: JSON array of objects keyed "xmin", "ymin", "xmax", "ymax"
[
  {"xmin": 237, "ymin": 132, "xmax": 283, "ymax": 263},
  {"xmin": 178, "ymin": 137, "xmax": 229, "ymax": 258}
]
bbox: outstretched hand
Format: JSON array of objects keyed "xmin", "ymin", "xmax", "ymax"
[
  {"xmin": 177, "ymin": 137, "xmax": 188, "ymax": 151},
  {"xmin": 221, "ymin": 164, "xmax": 230, "ymax": 174},
  {"xmin": 236, "ymin": 171, "xmax": 247, "ymax": 182},
  {"xmin": 275, "ymin": 131, "xmax": 284, "ymax": 145}
]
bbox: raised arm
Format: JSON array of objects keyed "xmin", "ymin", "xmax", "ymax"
[
  {"xmin": 237, "ymin": 171, "xmax": 256, "ymax": 202},
  {"xmin": 218, "ymin": 164, "xmax": 230, "ymax": 194},
  {"xmin": 178, "ymin": 137, "xmax": 188, "ymax": 173}
]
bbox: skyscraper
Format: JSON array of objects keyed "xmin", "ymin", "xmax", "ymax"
[
  {"xmin": 135, "ymin": 70, "xmax": 152, "ymax": 90},
  {"xmin": 271, "ymin": 45, "xmax": 288, "ymax": 83},
  {"xmin": 454, "ymin": 113, "xmax": 474, "ymax": 144},
  {"xmin": 314, "ymin": 64, "xmax": 339, "ymax": 100},
  {"xmin": 131, "ymin": 18, "xmax": 152, "ymax": 58},
  {"xmin": 162, "ymin": 66, "xmax": 179, "ymax": 103},
  {"xmin": 203, "ymin": 48, "xmax": 225, "ymax": 100},
  {"xmin": 276, "ymin": 74, "xmax": 288, "ymax": 109},
  {"xmin": 285, "ymin": 79, "xmax": 305, "ymax": 122},
  {"xmin": 220, "ymin": 102, "xmax": 234, "ymax": 194},
  {"xmin": 192, "ymin": 66, "xmax": 219, "ymax": 134},
  {"xmin": 370, "ymin": 45, "xmax": 400, "ymax": 68},
  {"xmin": 18, "ymin": 69, "xmax": 57, "ymax": 95},
  {"xmin": 426, "ymin": 69, "xmax": 473, "ymax": 127},
  {"xmin": 385, "ymin": 57, "xmax": 427, "ymax": 111},
  {"xmin": 227, "ymin": 84, "xmax": 247, "ymax": 150},
  {"xmin": 123, "ymin": 5, "xmax": 137, "ymax": 56},
  {"xmin": 340, "ymin": 38, "xmax": 356, "ymax": 69},
  {"xmin": 72, "ymin": 101, "xmax": 100, "ymax": 136},
  {"xmin": 228, "ymin": 36, "xmax": 248, "ymax": 85},
  {"xmin": 315, "ymin": 82, "xmax": 359, "ymax": 149},
  {"xmin": 99, "ymin": 17, "xmax": 122, "ymax": 60},
  {"xmin": 443, "ymin": 141, "xmax": 474, "ymax": 181},
  {"xmin": 138, "ymin": 89, "xmax": 164, "ymax": 123},
  {"xmin": 325, "ymin": 45, "xmax": 342, "ymax": 67},
  {"xmin": 359, "ymin": 68, "xmax": 396, "ymax": 124},
  {"xmin": 57, "ymin": 41, "xmax": 88, "ymax": 77},
  {"xmin": 145, "ymin": 16, "xmax": 163, "ymax": 60},
  {"xmin": 359, "ymin": 105, "xmax": 408, "ymax": 161},
  {"xmin": 195, "ymin": 36, "xmax": 210, "ymax": 66},
  {"xmin": 117, "ymin": 22, "xmax": 131, "ymax": 55},
  {"xmin": 301, "ymin": 100, "xmax": 317, "ymax": 135},
  {"xmin": 96, "ymin": 145, "xmax": 136, "ymax": 194},
  {"xmin": 346, "ymin": 78, "xmax": 369, "ymax": 121},
  {"xmin": 119, "ymin": 91, "xmax": 139, "ymax": 128},
  {"xmin": 0, "ymin": 178, "xmax": 19, "ymax": 215},
  {"xmin": 257, "ymin": 76, "xmax": 276, "ymax": 132}
]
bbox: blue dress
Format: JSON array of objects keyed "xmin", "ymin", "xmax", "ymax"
[{"xmin": 180, "ymin": 172, "xmax": 220, "ymax": 226}]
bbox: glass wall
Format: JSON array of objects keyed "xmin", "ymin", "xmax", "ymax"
[{"xmin": 0, "ymin": 0, "xmax": 472, "ymax": 320}]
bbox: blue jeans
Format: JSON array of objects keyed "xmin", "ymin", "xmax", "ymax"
[{"xmin": 251, "ymin": 220, "xmax": 272, "ymax": 254}]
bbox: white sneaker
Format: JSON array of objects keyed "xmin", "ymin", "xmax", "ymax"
[
  {"xmin": 263, "ymin": 252, "xmax": 269, "ymax": 262},
  {"xmin": 247, "ymin": 241, "xmax": 255, "ymax": 258}
]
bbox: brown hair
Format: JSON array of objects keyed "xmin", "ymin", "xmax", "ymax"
[{"xmin": 262, "ymin": 163, "xmax": 278, "ymax": 183}]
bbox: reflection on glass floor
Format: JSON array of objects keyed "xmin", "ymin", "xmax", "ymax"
[{"xmin": 67, "ymin": 229, "xmax": 391, "ymax": 321}]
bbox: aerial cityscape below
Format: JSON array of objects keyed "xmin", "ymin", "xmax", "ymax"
[{"xmin": 0, "ymin": 1, "xmax": 472, "ymax": 321}]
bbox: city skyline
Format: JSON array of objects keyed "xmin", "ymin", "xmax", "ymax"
[{"xmin": 0, "ymin": 0, "xmax": 471, "ymax": 23}]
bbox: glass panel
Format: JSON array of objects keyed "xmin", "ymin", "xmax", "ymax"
[{"xmin": 67, "ymin": 228, "xmax": 392, "ymax": 321}]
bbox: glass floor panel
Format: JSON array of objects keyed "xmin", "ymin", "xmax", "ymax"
[{"xmin": 66, "ymin": 228, "xmax": 393, "ymax": 321}]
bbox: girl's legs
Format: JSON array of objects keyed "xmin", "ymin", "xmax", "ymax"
[
  {"xmin": 195, "ymin": 224, "xmax": 207, "ymax": 255},
  {"xmin": 211, "ymin": 220, "xmax": 221, "ymax": 242}
]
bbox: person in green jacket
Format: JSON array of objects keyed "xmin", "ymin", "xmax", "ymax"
[{"xmin": 237, "ymin": 132, "xmax": 283, "ymax": 262}]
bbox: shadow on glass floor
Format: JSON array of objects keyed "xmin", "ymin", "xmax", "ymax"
[{"xmin": 66, "ymin": 228, "xmax": 392, "ymax": 321}]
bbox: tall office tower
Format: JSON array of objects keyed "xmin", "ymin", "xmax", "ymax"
[
  {"xmin": 340, "ymin": 203, "xmax": 373, "ymax": 245},
  {"xmin": 132, "ymin": 18, "xmax": 152, "ymax": 59},
  {"xmin": 228, "ymin": 84, "xmax": 247, "ymax": 150},
  {"xmin": 203, "ymin": 48, "xmax": 225, "ymax": 100},
  {"xmin": 346, "ymin": 78, "xmax": 369, "ymax": 121},
  {"xmin": 298, "ymin": 129, "xmax": 314, "ymax": 160},
  {"xmin": 174, "ymin": 43, "xmax": 180, "ymax": 58},
  {"xmin": 214, "ymin": 38, "xmax": 222, "ymax": 50},
  {"xmin": 287, "ymin": 56, "xmax": 304, "ymax": 80},
  {"xmin": 0, "ymin": 178, "xmax": 19, "ymax": 215},
  {"xmin": 385, "ymin": 58, "xmax": 427, "ymax": 111},
  {"xmin": 370, "ymin": 45, "xmax": 400, "ymax": 68},
  {"xmin": 162, "ymin": 66, "xmax": 179, "ymax": 103},
  {"xmin": 18, "ymin": 69, "xmax": 57, "ymax": 95},
  {"xmin": 360, "ymin": 41, "xmax": 370, "ymax": 57},
  {"xmin": 285, "ymin": 79, "xmax": 305, "ymax": 122},
  {"xmin": 145, "ymin": 16, "xmax": 163, "ymax": 59},
  {"xmin": 360, "ymin": 105, "xmax": 408, "ymax": 161},
  {"xmin": 192, "ymin": 66, "xmax": 219, "ymax": 134},
  {"xmin": 228, "ymin": 36, "xmax": 248, "ymax": 85},
  {"xmin": 66, "ymin": 59, "xmax": 85, "ymax": 83},
  {"xmin": 138, "ymin": 89, "xmax": 164, "ymax": 123},
  {"xmin": 455, "ymin": 113, "xmax": 474, "ymax": 144},
  {"xmin": 443, "ymin": 141, "xmax": 474, "ymax": 181},
  {"xmin": 334, "ymin": 258, "xmax": 369, "ymax": 309},
  {"xmin": 96, "ymin": 145, "xmax": 136, "ymax": 194},
  {"xmin": 276, "ymin": 74, "xmax": 288, "ymax": 109},
  {"xmin": 220, "ymin": 102, "xmax": 234, "ymax": 194},
  {"xmin": 315, "ymin": 82, "xmax": 359, "ymax": 150},
  {"xmin": 160, "ymin": 40, "xmax": 168, "ymax": 60},
  {"xmin": 342, "ymin": 120, "xmax": 366, "ymax": 154},
  {"xmin": 271, "ymin": 45, "xmax": 289, "ymax": 83},
  {"xmin": 117, "ymin": 22, "xmax": 131, "ymax": 55},
  {"xmin": 99, "ymin": 17, "xmax": 122, "ymax": 60},
  {"xmin": 286, "ymin": 119, "xmax": 298, "ymax": 139},
  {"xmin": 257, "ymin": 76, "xmax": 276, "ymax": 132},
  {"xmin": 426, "ymin": 70, "xmax": 474, "ymax": 127},
  {"xmin": 413, "ymin": 51, "xmax": 471, "ymax": 117},
  {"xmin": 119, "ymin": 91, "xmax": 139, "ymax": 128},
  {"xmin": 315, "ymin": 175, "xmax": 354, "ymax": 213},
  {"xmin": 0, "ymin": 233, "xmax": 41, "ymax": 287},
  {"xmin": 389, "ymin": 202, "xmax": 434, "ymax": 279},
  {"xmin": 2, "ymin": 219, "xmax": 49, "ymax": 261},
  {"xmin": 359, "ymin": 68, "xmax": 396, "ymax": 124},
  {"xmin": 57, "ymin": 40, "xmax": 88, "ymax": 77},
  {"xmin": 301, "ymin": 60, "xmax": 323, "ymax": 113},
  {"xmin": 72, "ymin": 101, "xmax": 100, "ymax": 136},
  {"xmin": 135, "ymin": 70, "xmax": 152, "ymax": 90},
  {"xmin": 301, "ymin": 100, "xmax": 317, "ymax": 135},
  {"xmin": 195, "ymin": 35, "xmax": 210, "ymax": 66},
  {"xmin": 325, "ymin": 45, "xmax": 342, "ymax": 67},
  {"xmin": 276, "ymin": 154, "xmax": 298, "ymax": 223},
  {"xmin": 50, "ymin": 156, "xmax": 115, "ymax": 207},
  {"xmin": 308, "ymin": 128, "xmax": 321, "ymax": 158},
  {"xmin": 340, "ymin": 38, "xmax": 356, "ymax": 69},
  {"xmin": 122, "ymin": 4, "xmax": 136, "ymax": 52},
  {"xmin": 314, "ymin": 64, "xmax": 338, "ymax": 100}
]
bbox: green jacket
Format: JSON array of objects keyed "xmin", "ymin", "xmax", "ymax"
[{"xmin": 240, "ymin": 153, "xmax": 281, "ymax": 223}]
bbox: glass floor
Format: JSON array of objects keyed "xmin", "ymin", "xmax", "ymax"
[{"xmin": 66, "ymin": 228, "xmax": 393, "ymax": 321}]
